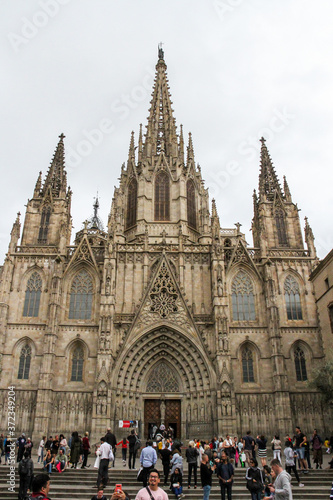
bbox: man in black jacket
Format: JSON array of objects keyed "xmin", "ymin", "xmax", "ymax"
[
  {"xmin": 186, "ymin": 441, "xmax": 199, "ymax": 488},
  {"xmin": 159, "ymin": 443, "xmax": 172, "ymax": 485},
  {"xmin": 127, "ymin": 429, "xmax": 138, "ymax": 470},
  {"xmin": 105, "ymin": 428, "xmax": 117, "ymax": 466},
  {"xmin": 18, "ymin": 451, "xmax": 34, "ymax": 500},
  {"xmin": 200, "ymin": 453, "xmax": 216, "ymax": 500},
  {"xmin": 217, "ymin": 452, "xmax": 234, "ymax": 500}
]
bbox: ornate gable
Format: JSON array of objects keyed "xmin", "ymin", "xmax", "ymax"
[{"xmin": 65, "ymin": 232, "xmax": 99, "ymax": 275}]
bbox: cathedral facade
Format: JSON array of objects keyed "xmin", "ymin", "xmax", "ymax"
[{"xmin": 0, "ymin": 49, "xmax": 329, "ymax": 441}]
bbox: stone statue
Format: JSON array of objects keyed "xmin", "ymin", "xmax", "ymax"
[
  {"xmin": 217, "ymin": 278, "xmax": 223, "ymax": 296},
  {"xmin": 160, "ymin": 399, "xmax": 166, "ymax": 424}
]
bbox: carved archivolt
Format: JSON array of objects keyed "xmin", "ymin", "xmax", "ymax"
[
  {"xmin": 115, "ymin": 327, "xmax": 213, "ymax": 394},
  {"xmin": 146, "ymin": 362, "xmax": 180, "ymax": 393}
]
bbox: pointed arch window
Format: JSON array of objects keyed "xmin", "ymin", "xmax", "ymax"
[
  {"xmin": 284, "ymin": 275, "xmax": 302, "ymax": 320},
  {"xmin": 155, "ymin": 171, "xmax": 170, "ymax": 221},
  {"xmin": 294, "ymin": 346, "xmax": 307, "ymax": 381},
  {"xmin": 187, "ymin": 180, "xmax": 197, "ymax": 229},
  {"xmin": 275, "ymin": 208, "xmax": 288, "ymax": 246},
  {"xmin": 69, "ymin": 270, "xmax": 93, "ymax": 320},
  {"xmin": 231, "ymin": 271, "xmax": 256, "ymax": 321},
  {"xmin": 23, "ymin": 272, "xmax": 42, "ymax": 317},
  {"xmin": 71, "ymin": 345, "xmax": 84, "ymax": 381},
  {"xmin": 38, "ymin": 206, "xmax": 51, "ymax": 244},
  {"xmin": 126, "ymin": 178, "xmax": 137, "ymax": 229},
  {"xmin": 18, "ymin": 344, "xmax": 32, "ymax": 379},
  {"xmin": 242, "ymin": 346, "xmax": 255, "ymax": 383}
]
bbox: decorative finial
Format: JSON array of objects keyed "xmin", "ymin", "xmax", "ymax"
[
  {"xmin": 158, "ymin": 42, "xmax": 164, "ymax": 60},
  {"xmin": 59, "ymin": 133, "xmax": 65, "ymax": 140},
  {"xmin": 260, "ymin": 137, "xmax": 266, "ymax": 144}
]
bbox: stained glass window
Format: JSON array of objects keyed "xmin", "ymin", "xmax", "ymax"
[
  {"xmin": 284, "ymin": 275, "xmax": 302, "ymax": 320},
  {"xmin": 232, "ymin": 271, "xmax": 256, "ymax": 321},
  {"xmin": 71, "ymin": 346, "xmax": 84, "ymax": 381},
  {"xmin": 126, "ymin": 178, "xmax": 137, "ymax": 229},
  {"xmin": 23, "ymin": 272, "xmax": 42, "ymax": 317},
  {"xmin": 242, "ymin": 346, "xmax": 255, "ymax": 383},
  {"xmin": 275, "ymin": 208, "xmax": 288, "ymax": 246},
  {"xmin": 155, "ymin": 172, "xmax": 170, "ymax": 221},
  {"xmin": 294, "ymin": 346, "xmax": 307, "ymax": 381},
  {"xmin": 187, "ymin": 180, "xmax": 196, "ymax": 229},
  {"xmin": 18, "ymin": 344, "xmax": 31, "ymax": 379},
  {"xmin": 69, "ymin": 270, "xmax": 93, "ymax": 319},
  {"xmin": 38, "ymin": 206, "xmax": 51, "ymax": 244}
]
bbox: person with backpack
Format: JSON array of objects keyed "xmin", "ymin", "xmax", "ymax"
[
  {"xmin": 18, "ymin": 450, "xmax": 34, "ymax": 500},
  {"xmin": 29, "ymin": 473, "xmax": 51, "ymax": 500}
]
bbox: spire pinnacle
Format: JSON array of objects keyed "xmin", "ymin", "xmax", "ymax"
[
  {"xmin": 88, "ymin": 194, "xmax": 104, "ymax": 231},
  {"xmin": 34, "ymin": 171, "xmax": 42, "ymax": 197},
  {"xmin": 283, "ymin": 175, "xmax": 292, "ymax": 201},
  {"xmin": 304, "ymin": 216, "xmax": 316, "ymax": 257},
  {"xmin": 258, "ymin": 137, "xmax": 283, "ymax": 200},
  {"xmin": 138, "ymin": 123, "xmax": 143, "ymax": 162},
  {"xmin": 212, "ymin": 199, "xmax": 218, "ymax": 218},
  {"xmin": 158, "ymin": 42, "xmax": 164, "ymax": 61},
  {"xmin": 42, "ymin": 133, "xmax": 67, "ymax": 197},
  {"xmin": 128, "ymin": 131, "xmax": 135, "ymax": 161},
  {"xmin": 186, "ymin": 132, "xmax": 194, "ymax": 164}
]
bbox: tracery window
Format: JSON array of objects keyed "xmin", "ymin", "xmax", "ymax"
[
  {"xmin": 23, "ymin": 272, "xmax": 42, "ymax": 317},
  {"xmin": 150, "ymin": 262, "xmax": 178, "ymax": 318},
  {"xmin": 38, "ymin": 205, "xmax": 51, "ymax": 244},
  {"xmin": 18, "ymin": 344, "xmax": 32, "ymax": 380},
  {"xmin": 146, "ymin": 362, "xmax": 179, "ymax": 392},
  {"xmin": 126, "ymin": 178, "xmax": 137, "ymax": 229},
  {"xmin": 69, "ymin": 270, "xmax": 93, "ymax": 320},
  {"xmin": 284, "ymin": 275, "xmax": 302, "ymax": 320},
  {"xmin": 187, "ymin": 180, "xmax": 197, "ymax": 229},
  {"xmin": 231, "ymin": 271, "xmax": 256, "ymax": 321},
  {"xmin": 242, "ymin": 346, "xmax": 255, "ymax": 383},
  {"xmin": 275, "ymin": 208, "xmax": 288, "ymax": 246},
  {"xmin": 71, "ymin": 346, "xmax": 84, "ymax": 382},
  {"xmin": 294, "ymin": 346, "xmax": 307, "ymax": 381},
  {"xmin": 154, "ymin": 171, "xmax": 170, "ymax": 221}
]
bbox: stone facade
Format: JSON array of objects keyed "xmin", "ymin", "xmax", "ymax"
[{"xmin": 0, "ymin": 49, "xmax": 330, "ymax": 441}]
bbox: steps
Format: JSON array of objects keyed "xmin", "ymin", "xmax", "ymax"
[{"xmin": 0, "ymin": 466, "xmax": 332, "ymax": 499}]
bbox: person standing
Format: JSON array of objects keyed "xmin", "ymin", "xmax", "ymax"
[
  {"xmin": 200, "ymin": 453, "xmax": 216, "ymax": 500},
  {"xmin": 160, "ymin": 444, "xmax": 172, "ymax": 486},
  {"xmin": 135, "ymin": 468, "xmax": 169, "ymax": 500},
  {"xmin": 284, "ymin": 441, "xmax": 304, "ymax": 488},
  {"xmin": 16, "ymin": 433, "xmax": 26, "ymax": 462},
  {"xmin": 70, "ymin": 431, "xmax": 81, "ymax": 469},
  {"xmin": 271, "ymin": 435, "xmax": 282, "ymax": 462},
  {"xmin": 256, "ymin": 435, "xmax": 267, "ymax": 467},
  {"xmin": 139, "ymin": 440, "xmax": 157, "ymax": 487},
  {"xmin": 127, "ymin": 429, "xmax": 138, "ymax": 470},
  {"xmin": 186, "ymin": 440, "xmax": 199, "ymax": 489},
  {"xmin": 38, "ymin": 436, "xmax": 46, "ymax": 464},
  {"xmin": 269, "ymin": 459, "xmax": 293, "ymax": 500},
  {"xmin": 97, "ymin": 437, "xmax": 113, "ymax": 489},
  {"xmin": 18, "ymin": 450, "xmax": 34, "ymax": 500},
  {"xmin": 82, "ymin": 432, "xmax": 91, "ymax": 469},
  {"xmin": 294, "ymin": 427, "xmax": 308, "ymax": 473},
  {"xmin": 217, "ymin": 451, "xmax": 234, "ymax": 500},
  {"xmin": 245, "ymin": 458, "xmax": 263, "ymax": 500},
  {"xmin": 311, "ymin": 429, "xmax": 323, "ymax": 469},
  {"xmin": 242, "ymin": 431, "xmax": 255, "ymax": 466}
]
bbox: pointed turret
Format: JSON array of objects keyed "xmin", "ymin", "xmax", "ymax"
[
  {"xmin": 258, "ymin": 137, "xmax": 283, "ymax": 200},
  {"xmin": 283, "ymin": 175, "xmax": 292, "ymax": 202},
  {"xmin": 42, "ymin": 133, "xmax": 67, "ymax": 197},
  {"xmin": 33, "ymin": 171, "xmax": 42, "ymax": 198},
  {"xmin": 179, "ymin": 124, "xmax": 184, "ymax": 164},
  {"xmin": 138, "ymin": 124, "xmax": 143, "ymax": 163},
  {"xmin": 304, "ymin": 216, "xmax": 317, "ymax": 258},
  {"xmin": 142, "ymin": 46, "xmax": 178, "ymax": 159},
  {"xmin": 128, "ymin": 131, "xmax": 135, "ymax": 162},
  {"xmin": 8, "ymin": 212, "xmax": 21, "ymax": 253},
  {"xmin": 186, "ymin": 132, "xmax": 195, "ymax": 165},
  {"xmin": 88, "ymin": 195, "xmax": 104, "ymax": 232}
]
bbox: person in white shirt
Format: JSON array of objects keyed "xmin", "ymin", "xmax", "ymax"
[
  {"xmin": 135, "ymin": 469, "xmax": 169, "ymax": 500},
  {"xmin": 97, "ymin": 437, "xmax": 113, "ymax": 488}
]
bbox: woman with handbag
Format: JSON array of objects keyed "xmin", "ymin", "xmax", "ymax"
[{"xmin": 245, "ymin": 458, "xmax": 264, "ymax": 500}]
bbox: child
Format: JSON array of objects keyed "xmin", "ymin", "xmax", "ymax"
[
  {"xmin": 116, "ymin": 438, "xmax": 129, "ymax": 466},
  {"xmin": 170, "ymin": 467, "xmax": 184, "ymax": 499}
]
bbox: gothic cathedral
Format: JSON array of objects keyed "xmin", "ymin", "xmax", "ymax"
[{"xmin": 0, "ymin": 49, "xmax": 328, "ymax": 441}]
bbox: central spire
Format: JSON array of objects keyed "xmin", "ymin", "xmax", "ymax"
[{"xmin": 142, "ymin": 46, "xmax": 178, "ymax": 159}]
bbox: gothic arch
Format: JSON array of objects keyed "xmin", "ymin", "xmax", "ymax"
[
  {"xmin": 290, "ymin": 341, "xmax": 311, "ymax": 382},
  {"xmin": 62, "ymin": 264, "xmax": 99, "ymax": 322},
  {"xmin": 19, "ymin": 265, "xmax": 47, "ymax": 292},
  {"xmin": 154, "ymin": 171, "xmax": 170, "ymax": 221},
  {"xmin": 145, "ymin": 360, "xmax": 181, "ymax": 393},
  {"xmin": 229, "ymin": 268, "xmax": 258, "ymax": 322},
  {"xmin": 114, "ymin": 327, "xmax": 215, "ymax": 395},
  {"xmin": 284, "ymin": 274, "xmax": 303, "ymax": 321},
  {"xmin": 12, "ymin": 337, "xmax": 37, "ymax": 382},
  {"xmin": 126, "ymin": 177, "xmax": 138, "ymax": 229},
  {"xmin": 64, "ymin": 338, "xmax": 89, "ymax": 383},
  {"xmin": 237, "ymin": 341, "xmax": 261, "ymax": 385}
]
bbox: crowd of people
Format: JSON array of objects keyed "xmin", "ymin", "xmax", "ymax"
[{"xmin": 0, "ymin": 426, "xmax": 332, "ymax": 500}]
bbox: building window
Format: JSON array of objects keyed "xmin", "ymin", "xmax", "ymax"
[
  {"xmin": 187, "ymin": 180, "xmax": 197, "ymax": 229},
  {"xmin": 38, "ymin": 206, "xmax": 51, "ymax": 244},
  {"xmin": 71, "ymin": 346, "xmax": 84, "ymax": 381},
  {"xmin": 284, "ymin": 275, "xmax": 303, "ymax": 320},
  {"xmin": 275, "ymin": 208, "xmax": 288, "ymax": 246},
  {"xmin": 328, "ymin": 304, "xmax": 333, "ymax": 333},
  {"xmin": 18, "ymin": 344, "xmax": 32, "ymax": 379},
  {"xmin": 126, "ymin": 178, "xmax": 137, "ymax": 229},
  {"xmin": 23, "ymin": 272, "xmax": 42, "ymax": 317},
  {"xmin": 231, "ymin": 271, "xmax": 256, "ymax": 321},
  {"xmin": 294, "ymin": 346, "xmax": 307, "ymax": 381},
  {"xmin": 154, "ymin": 171, "xmax": 170, "ymax": 221},
  {"xmin": 242, "ymin": 346, "xmax": 255, "ymax": 383},
  {"xmin": 69, "ymin": 270, "xmax": 93, "ymax": 320}
]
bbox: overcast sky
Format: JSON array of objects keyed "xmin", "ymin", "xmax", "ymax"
[{"xmin": 1, "ymin": 0, "xmax": 332, "ymax": 261}]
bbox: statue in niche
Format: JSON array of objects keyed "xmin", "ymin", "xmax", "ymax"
[
  {"xmin": 99, "ymin": 332, "xmax": 106, "ymax": 350},
  {"xmin": 200, "ymin": 403, "xmax": 205, "ymax": 419},
  {"xmin": 160, "ymin": 399, "xmax": 166, "ymax": 424},
  {"xmin": 105, "ymin": 337, "xmax": 110, "ymax": 350},
  {"xmin": 193, "ymin": 404, "xmax": 198, "ymax": 421},
  {"xmin": 217, "ymin": 278, "xmax": 223, "ymax": 297},
  {"xmin": 186, "ymin": 404, "xmax": 191, "ymax": 421},
  {"xmin": 101, "ymin": 397, "xmax": 107, "ymax": 415},
  {"xmin": 96, "ymin": 397, "xmax": 102, "ymax": 415},
  {"xmin": 105, "ymin": 276, "xmax": 111, "ymax": 295},
  {"xmin": 218, "ymin": 332, "xmax": 223, "ymax": 350},
  {"xmin": 222, "ymin": 332, "xmax": 229, "ymax": 352}
]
